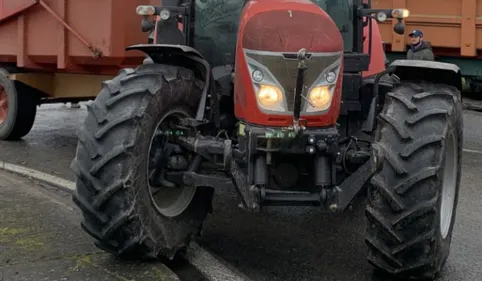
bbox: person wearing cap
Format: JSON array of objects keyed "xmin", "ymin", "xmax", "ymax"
[{"xmin": 407, "ymin": 29, "xmax": 434, "ymax": 61}]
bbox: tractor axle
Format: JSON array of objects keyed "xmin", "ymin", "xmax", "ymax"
[{"xmin": 164, "ymin": 125, "xmax": 373, "ymax": 212}]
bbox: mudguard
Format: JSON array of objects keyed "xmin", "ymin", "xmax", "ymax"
[
  {"xmin": 389, "ymin": 59, "xmax": 462, "ymax": 91},
  {"xmin": 126, "ymin": 44, "xmax": 204, "ymax": 59},
  {"xmin": 363, "ymin": 60, "xmax": 462, "ymax": 133},
  {"xmin": 126, "ymin": 44, "xmax": 214, "ymax": 123}
]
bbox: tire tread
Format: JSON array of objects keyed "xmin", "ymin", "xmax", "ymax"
[
  {"xmin": 72, "ymin": 64, "xmax": 211, "ymax": 260},
  {"xmin": 366, "ymin": 81, "xmax": 463, "ymax": 280}
]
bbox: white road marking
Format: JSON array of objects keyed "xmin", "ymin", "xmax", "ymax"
[
  {"xmin": 463, "ymin": 148, "xmax": 482, "ymax": 155},
  {"xmin": 0, "ymin": 161, "xmax": 252, "ymax": 281},
  {"xmin": 1, "ymin": 161, "xmax": 76, "ymax": 192},
  {"xmin": 184, "ymin": 242, "xmax": 253, "ymax": 281}
]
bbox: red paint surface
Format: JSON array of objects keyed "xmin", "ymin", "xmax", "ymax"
[
  {"xmin": 0, "ymin": 0, "xmax": 151, "ymax": 75},
  {"xmin": 362, "ymin": 19, "xmax": 386, "ymax": 77},
  {"xmin": 0, "ymin": 0, "xmax": 37, "ymax": 22},
  {"xmin": 234, "ymin": 0, "xmax": 343, "ymax": 127},
  {"xmin": 241, "ymin": 6, "xmax": 343, "ymax": 52}
]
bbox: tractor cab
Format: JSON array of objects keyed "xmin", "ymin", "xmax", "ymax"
[{"xmin": 142, "ymin": 0, "xmax": 355, "ymax": 67}]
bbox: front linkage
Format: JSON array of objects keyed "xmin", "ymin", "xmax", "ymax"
[{"xmin": 160, "ymin": 110, "xmax": 373, "ymax": 213}]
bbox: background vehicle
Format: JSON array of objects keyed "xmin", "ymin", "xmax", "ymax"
[
  {"xmin": 374, "ymin": 0, "xmax": 482, "ymax": 93},
  {"xmin": 71, "ymin": 0, "xmax": 464, "ymax": 280},
  {"xmin": 0, "ymin": 0, "xmax": 149, "ymax": 140}
]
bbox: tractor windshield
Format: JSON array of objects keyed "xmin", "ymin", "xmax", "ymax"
[
  {"xmin": 193, "ymin": 0, "xmax": 353, "ymax": 66},
  {"xmin": 313, "ymin": 0, "xmax": 353, "ymax": 50}
]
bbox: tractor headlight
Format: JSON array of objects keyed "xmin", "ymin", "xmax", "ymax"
[
  {"xmin": 244, "ymin": 53, "xmax": 287, "ymax": 112},
  {"xmin": 376, "ymin": 12, "xmax": 388, "ymax": 22},
  {"xmin": 252, "ymin": 70, "xmax": 263, "ymax": 82},
  {"xmin": 256, "ymin": 85, "xmax": 284, "ymax": 110},
  {"xmin": 391, "ymin": 9, "xmax": 410, "ymax": 19},
  {"xmin": 159, "ymin": 9, "xmax": 171, "ymax": 20},
  {"xmin": 308, "ymin": 86, "xmax": 332, "ymax": 111},
  {"xmin": 304, "ymin": 58, "xmax": 341, "ymax": 113},
  {"xmin": 326, "ymin": 71, "xmax": 336, "ymax": 83},
  {"xmin": 136, "ymin": 5, "xmax": 156, "ymax": 16}
]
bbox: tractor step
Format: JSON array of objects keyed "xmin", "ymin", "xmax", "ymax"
[{"xmin": 260, "ymin": 188, "xmax": 325, "ymax": 207}]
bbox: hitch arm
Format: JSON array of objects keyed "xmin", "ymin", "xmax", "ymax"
[{"xmin": 326, "ymin": 160, "xmax": 373, "ymax": 211}]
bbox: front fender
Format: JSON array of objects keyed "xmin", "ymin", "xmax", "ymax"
[
  {"xmin": 126, "ymin": 44, "xmax": 204, "ymax": 60},
  {"xmin": 389, "ymin": 59, "xmax": 462, "ymax": 91},
  {"xmin": 126, "ymin": 44, "xmax": 213, "ymax": 122}
]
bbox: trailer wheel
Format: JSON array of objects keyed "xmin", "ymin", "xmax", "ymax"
[
  {"xmin": 366, "ymin": 82, "xmax": 463, "ymax": 280},
  {"xmin": 0, "ymin": 70, "xmax": 38, "ymax": 140},
  {"xmin": 71, "ymin": 64, "xmax": 213, "ymax": 259}
]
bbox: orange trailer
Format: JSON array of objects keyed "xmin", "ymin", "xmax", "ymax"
[
  {"xmin": 373, "ymin": 0, "xmax": 482, "ymax": 92},
  {"xmin": 0, "ymin": 0, "xmax": 153, "ymax": 140}
]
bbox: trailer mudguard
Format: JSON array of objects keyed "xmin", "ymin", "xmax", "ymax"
[{"xmin": 389, "ymin": 59, "xmax": 462, "ymax": 91}]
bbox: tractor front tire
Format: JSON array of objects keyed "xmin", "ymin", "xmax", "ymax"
[
  {"xmin": 366, "ymin": 81, "xmax": 463, "ymax": 280},
  {"xmin": 71, "ymin": 64, "xmax": 213, "ymax": 259}
]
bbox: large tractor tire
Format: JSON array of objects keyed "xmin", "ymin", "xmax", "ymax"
[
  {"xmin": 0, "ymin": 69, "xmax": 38, "ymax": 140},
  {"xmin": 71, "ymin": 63, "xmax": 214, "ymax": 260},
  {"xmin": 366, "ymin": 81, "xmax": 463, "ymax": 280}
]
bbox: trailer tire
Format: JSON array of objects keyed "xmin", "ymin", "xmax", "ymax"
[
  {"xmin": 366, "ymin": 81, "xmax": 463, "ymax": 280},
  {"xmin": 0, "ymin": 70, "xmax": 38, "ymax": 140},
  {"xmin": 71, "ymin": 64, "xmax": 213, "ymax": 260}
]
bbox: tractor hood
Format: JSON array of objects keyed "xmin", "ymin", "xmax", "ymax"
[{"xmin": 240, "ymin": 0, "xmax": 343, "ymax": 53}]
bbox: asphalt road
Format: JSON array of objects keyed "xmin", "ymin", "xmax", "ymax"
[
  {"xmin": 0, "ymin": 167, "xmax": 182, "ymax": 281},
  {"xmin": 1, "ymin": 103, "xmax": 482, "ymax": 281}
]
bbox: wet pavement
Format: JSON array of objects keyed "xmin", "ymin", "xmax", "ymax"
[
  {"xmin": 0, "ymin": 169, "xmax": 180, "ymax": 281},
  {"xmin": 463, "ymin": 96, "xmax": 482, "ymax": 112},
  {"xmin": 1, "ymin": 103, "xmax": 482, "ymax": 281}
]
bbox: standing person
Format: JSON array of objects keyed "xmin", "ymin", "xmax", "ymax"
[{"xmin": 407, "ymin": 29, "xmax": 435, "ymax": 61}]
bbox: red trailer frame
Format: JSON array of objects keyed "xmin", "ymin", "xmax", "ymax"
[{"xmin": 0, "ymin": 0, "xmax": 152, "ymax": 140}]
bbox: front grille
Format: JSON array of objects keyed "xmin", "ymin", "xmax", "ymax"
[{"xmin": 245, "ymin": 51, "xmax": 340, "ymax": 111}]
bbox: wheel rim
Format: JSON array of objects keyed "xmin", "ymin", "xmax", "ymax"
[
  {"xmin": 147, "ymin": 109, "xmax": 197, "ymax": 218},
  {"xmin": 440, "ymin": 131, "xmax": 458, "ymax": 239},
  {"xmin": 0, "ymin": 85, "xmax": 8, "ymax": 125}
]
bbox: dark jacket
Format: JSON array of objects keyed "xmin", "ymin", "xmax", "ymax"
[{"xmin": 407, "ymin": 41, "xmax": 435, "ymax": 61}]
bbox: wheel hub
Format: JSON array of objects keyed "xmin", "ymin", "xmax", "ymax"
[
  {"xmin": 147, "ymin": 110, "xmax": 196, "ymax": 218},
  {"xmin": 0, "ymin": 85, "xmax": 8, "ymax": 125},
  {"xmin": 440, "ymin": 131, "xmax": 457, "ymax": 239}
]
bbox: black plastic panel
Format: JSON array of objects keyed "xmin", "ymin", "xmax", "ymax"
[{"xmin": 343, "ymin": 53, "xmax": 370, "ymax": 72}]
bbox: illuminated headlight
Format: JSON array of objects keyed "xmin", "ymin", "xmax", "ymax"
[
  {"xmin": 136, "ymin": 5, "xmax": 156, "ymax": 16},
  {"xmin": 252, "ymin": 70, "xmax": 263, "ymax": 82},
  {"xmin": 307, "ymin": 86, "xmax": 332, "ymax": 112},
  {"xmin": 256, "ymin": 85, "xmax": 284, "ymax": 111},
  {"xmin": 391, "ymin": 9, "xmax": 410, "ymax": 19},
  {"xmin": 244, "ymin": 51, "xmax": 286, "ymax": 112},
  {"xmin": 159, "ymin": 9, "xmax": 171, "ymax": 20}
]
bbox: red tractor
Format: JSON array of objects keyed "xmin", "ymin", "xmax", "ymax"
[{"xmin": 71, "ymin": 0, "xmax": 463, "ymax": 280}]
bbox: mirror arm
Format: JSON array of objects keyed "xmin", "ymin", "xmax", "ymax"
[{"xmin": 358, "ymin": 8, "xmax": 408, "ymax": 35}]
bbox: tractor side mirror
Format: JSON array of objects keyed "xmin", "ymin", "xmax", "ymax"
[
  {"xmin": 390, "ymin": 9, "xmax": 408, "ymax": 35},
  {"xmin": 393, "ymin": 19, "xmax": 405, "ymax": 35},
  {"xmin": 370, "ymin": 9, "xmax": 409, "ymax": 35},
  {"xmin": 359, "ymin": 8, "xmax": 409, "ymax": 24}
]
